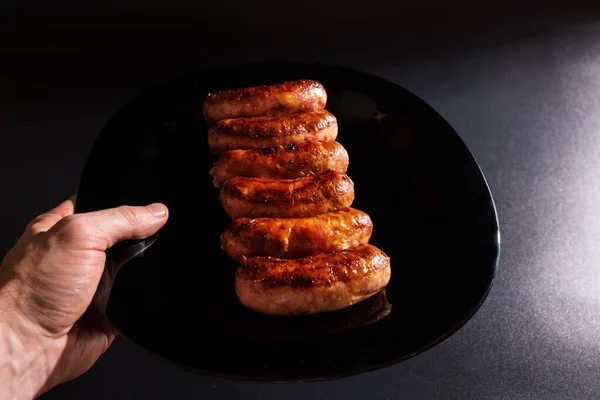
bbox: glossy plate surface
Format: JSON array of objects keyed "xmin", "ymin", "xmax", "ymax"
[{"xmin": 75, "ymin": 62, "xmax": 500, "ymax": 381}]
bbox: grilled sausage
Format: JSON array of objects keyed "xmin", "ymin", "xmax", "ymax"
[
  {"xmin": 207, "ymin": 110, "xmax": 337, "ymax": 154},
  {"xmin": 209, "ymin": 140, "xmax": 348, "ymax": 187},
  {"xmin": 235, "ymin": 244, "xmax": 391, "ymax": 316},
  {"xmin": 219, "ymin": 170, "xmax": 354, "ymax": 219},
  {"xmin": 203, "ymin": 79, "xmax": 327, "ymax": 124},
  {"xmin": 221, "ymin": 208, "xmax": 372, "ymax": 262}
]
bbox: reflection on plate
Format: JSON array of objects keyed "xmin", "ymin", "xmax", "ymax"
[
  {"xmin": 194, "ymin": 289, "xmax": 392, "ymax": 342},
  {"xmin": 75, "ymin": 62, "xmax": 500, "ymax": 381}
]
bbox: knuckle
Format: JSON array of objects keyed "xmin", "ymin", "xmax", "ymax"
[
  {"xmin": 25, "ymin": 214, "xmax": 48, "ymax": 234},
  {"xmin": 117, "ymin": 205, "xmax": 142, "ymax": 227},
  {"xmin": 55, "ymin": 214, "xmax": 89, "ymax": 240}
]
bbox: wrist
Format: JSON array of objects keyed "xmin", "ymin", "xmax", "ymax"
[{"xmin": 0, "ymin": 285, "xmax": 51, "ymax": 399}]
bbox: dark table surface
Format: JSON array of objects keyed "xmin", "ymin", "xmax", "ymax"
[{"xmin": 2, "ymin": 1, "xmax": 600, "ymax": 399}]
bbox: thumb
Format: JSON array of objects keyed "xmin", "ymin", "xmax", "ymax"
[{"xmin": 51, "ymin": 203, "xmax": 169, "ymax": 251}]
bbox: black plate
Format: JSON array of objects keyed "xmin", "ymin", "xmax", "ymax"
[{"xmin": 75, "ymin": 62, "xmax": 500, "ymax": 381}]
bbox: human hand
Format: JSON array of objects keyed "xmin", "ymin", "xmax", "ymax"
[{"xmin": 0, "ymin": 197, "xmax": 168, "ymax": 399}]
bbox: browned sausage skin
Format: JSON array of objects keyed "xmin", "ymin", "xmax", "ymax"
[
  {"xmin": 207, "ymin": 110, "xmax": 337, "ymax": 155},
  {"xmin": 203, "ymin": 79, "xmax": 327, "ymax": 124},
  {"xmin": 219, "ymin": 170, "xmax": 354, "ymax": 219},
  {"xmin": 235, "ymin": 244, "xmax": 391, "ymax": 316},
  {"xmin": 209, "ymin": 140, "xmax": 349, "ymax": 187},
  {"xmin": 221, "ymin": 207, "xmax": 372, "ymax": 262}
]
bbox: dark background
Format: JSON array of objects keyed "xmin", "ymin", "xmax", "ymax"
[{"xmin": 2, "ymin": 1, "xmax": 600, "ymax": 399}]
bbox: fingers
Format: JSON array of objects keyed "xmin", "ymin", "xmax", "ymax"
[
  {"xmin": 26, "ymin": 195, "xmax": 76, "ymax": 235},
  {"xmin": 52, "ymin": 195, "xmax": 76, "ymax": 217},
  {"xmin": 49, "ymin": 203, "xmax": 169, "ymax": 251}
]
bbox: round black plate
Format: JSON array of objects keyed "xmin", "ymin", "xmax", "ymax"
[{"xmin": 75, "ymin": 62, "xmax": 500, "ymax": 381}]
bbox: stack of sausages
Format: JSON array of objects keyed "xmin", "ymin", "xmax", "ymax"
[{"xmin": 203, "ymin": 79, "xmax": 391, "ymax": 316}]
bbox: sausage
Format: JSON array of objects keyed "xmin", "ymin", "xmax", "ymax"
[
  {"xmin": 234, "ymin": 244, "xmax": 391, "ymax": 316},
  {"xmin": 219, "ymin": 170, "xmax": 354, "ymax": 219},
  {"xmin": 209, "ymin": 140, "xmax": 349, "ymax": 187},
  {"xmin": 202, "ymin": 79, "xmax": 327, "ymax": 124},
  {"xmin": 207, "ymin": 110, "xmax": 337, "ymax": 155},
  {"xmin": 221, "ymin": 208, "xmax": 372, "ymax": 262}
]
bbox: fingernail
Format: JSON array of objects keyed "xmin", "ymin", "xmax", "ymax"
[{"xmin": 147, "ymin": 203, "xmax": 167, "ymax": 218}]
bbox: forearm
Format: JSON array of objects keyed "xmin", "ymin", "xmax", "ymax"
[{"xmin": 0, "ymin": 289, "xmax": 49, "ymax": 400}]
